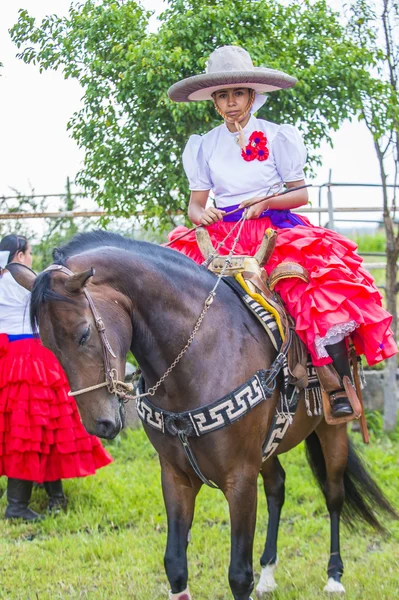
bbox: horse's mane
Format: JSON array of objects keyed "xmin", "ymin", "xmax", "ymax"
[
  {"xmin": 30, "ymin": 230, "xmax": 206, "ymax": 331},
  {"xmin": 53, "ymin": 230, "xmax": 159, "ymax": 263}
]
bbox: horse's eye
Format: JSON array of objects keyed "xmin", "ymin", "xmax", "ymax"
[{"xmin": 79, "ymin": 326, "xmax": 91, "ymax": 346}]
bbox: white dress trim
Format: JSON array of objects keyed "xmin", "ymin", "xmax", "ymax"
[{"xmin": 314, "ymin": 321, "xmax": 358, "ymax": 359}]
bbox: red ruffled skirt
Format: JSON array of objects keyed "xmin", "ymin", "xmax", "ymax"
[
  {"xmin": 168, "ymin": 215, "xmax": 397, "ymax": 367},
  {"xmin": 0, "ymin": 336, "xmax": 113, "ymax": 482}
]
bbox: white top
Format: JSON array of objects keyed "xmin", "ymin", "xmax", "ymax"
[
  {"xmin": 183, "ymin": 115, "xmax": 307, "ymax": 208},
  {"xmin": 0, "ymin": 271, "xmax": 33, "ymax": 335}
]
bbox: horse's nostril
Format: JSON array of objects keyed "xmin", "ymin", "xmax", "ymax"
[{"xmin": 96, "ymin": 419, "xmax": 117, "ymax": 439}]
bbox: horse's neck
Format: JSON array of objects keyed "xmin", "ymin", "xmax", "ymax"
[
  {"xmin": 119, "ymin": 253, "xmax": 245, "ymax": 408},
  {"xmin": 88, "ymin": 247, "xmax": 269, "ymax": 411},
  {"xmin": 125, "ymin": 257, "xmax": 215, "ymax": 362}
]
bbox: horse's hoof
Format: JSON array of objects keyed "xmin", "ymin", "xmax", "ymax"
[
  {"xmin": 169, "ymin": 589, "xmax": 191, "ymax": 600},
  {"xmin": 256, "ymin": 584, "xmax": 278, "ymax": 597},
  {"xmin": 256, "ymin": 564, "xmax": 278, "ymax": 596},
  {"xmin": 323, "ymin": 577, "xmax": 346, "ymax": 594}
]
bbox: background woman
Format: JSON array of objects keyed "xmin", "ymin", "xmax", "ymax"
[{"xmin": 0, "ymin": 234, "xmax": 113, "ymax": 521}]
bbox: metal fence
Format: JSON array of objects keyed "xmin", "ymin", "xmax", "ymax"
[{"xmin": 2, "ymin": 176, "xmax": 397, "ymax": 269}]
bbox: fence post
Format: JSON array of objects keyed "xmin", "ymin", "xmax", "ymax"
[
  {"xmin": 327, "ymin": 169, "xmax": 335, "ymax": 230},
  {"xmin": 66, "ymin": 176, "xmax": 73, "ymax": 211},
  {"xmin": 384, "ymin": 357, "xmax": 398, "ymax": 430}
]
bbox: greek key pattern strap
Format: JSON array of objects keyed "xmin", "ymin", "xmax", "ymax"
[
  {"xmin": 136, "ymin": 371, "xmax": 273, "ymax": 437},
  {"xmin": 262, "ymin": 413, "xmax": 293, "ymax": 462}
]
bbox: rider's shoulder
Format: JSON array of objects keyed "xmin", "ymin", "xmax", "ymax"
[{"xmin": 184, "ymin": 125, "xmax": 223, "ymax": 156}]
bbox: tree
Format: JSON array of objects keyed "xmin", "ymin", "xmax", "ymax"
[
  {"xmin": 347, "ymin": 0, "xmax": 399, "ymax": 430},
  {"xmin": 10, "ymin": 0, "xmax": 378, "ymax": 228}
]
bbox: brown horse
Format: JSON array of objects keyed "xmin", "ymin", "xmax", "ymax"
[{"xmin": 10, "ymin": 231, "xmax": 397, "ymax": 600}]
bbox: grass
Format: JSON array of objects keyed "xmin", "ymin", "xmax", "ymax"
[{"xmin": 0, "ymin": 427, "xmax": 397, "ymax": 600}]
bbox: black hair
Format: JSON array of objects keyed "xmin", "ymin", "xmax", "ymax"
[{"xmin": 0, "ymin": 234, "xmax": 29, "ymax": 263}]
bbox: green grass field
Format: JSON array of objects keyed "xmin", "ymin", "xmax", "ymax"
[{"xmin": 0, "ymin": 427, "xmax": 397, "ymax": 600}]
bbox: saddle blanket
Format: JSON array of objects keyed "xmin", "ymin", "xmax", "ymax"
[{"xmin": 222, "ymin": 275, "xmax": 323, "ymax": 461}]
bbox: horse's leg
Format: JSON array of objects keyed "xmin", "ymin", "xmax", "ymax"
[
  {"xmin": 161, "ymin": 457, "xmax": 201, "ymax": 600},
  {"xmin": 255, "ymin": 457, "xmax": 285, "ymax": 596},
  {"xmin": 225, "ymin": 470, "xmax": 258, "ymax": 600},
  {"xmin": 310, "ymin": 422, "xmax": 348, "ymax": 594}
]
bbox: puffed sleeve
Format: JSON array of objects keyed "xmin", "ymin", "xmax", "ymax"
[
  {"xmin": 272, "ymin": 124, "xmax": 307, "ymax": 182},
  {"xmin": 182, "ymin": 135, "xmax": 212, "ymax": 191}
]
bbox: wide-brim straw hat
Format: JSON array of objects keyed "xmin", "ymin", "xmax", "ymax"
[{"xmin": 168, "ymin": 45, "xmax": 297, "ymax": 102}]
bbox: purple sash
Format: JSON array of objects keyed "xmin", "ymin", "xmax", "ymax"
[
  {"xmin": 8, "ymin": 334, "xmax": 35, "ymax": 342},
  {"xmin": 222, "ymin": 205, "xmax": 307, "ymax": 229}
]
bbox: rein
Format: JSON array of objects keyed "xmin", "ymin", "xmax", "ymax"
[{"xmin": 164, "ymin": 183, "xmax": 312, "ymax": 247}]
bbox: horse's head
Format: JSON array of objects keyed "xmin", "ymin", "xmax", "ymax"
[{"xmin": 9, "ymin": 259, "xmax": 132, "ymax": 439}]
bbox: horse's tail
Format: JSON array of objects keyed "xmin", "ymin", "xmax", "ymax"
[{"xmin": 305, "ymin": 431, "xmax": 398, "ymax": 532}]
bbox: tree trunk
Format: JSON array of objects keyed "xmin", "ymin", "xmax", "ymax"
[
  {"xmin": 384, "ymin": 237, "xmax": 398, "ymax": 430},
  {"xmin": 380, "ymin": 150, "xmax": 398, "ymax": 430}
]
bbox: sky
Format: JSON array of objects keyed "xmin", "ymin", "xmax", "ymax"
[{"xmin": 0, "ymin": 0, "xmax": 390, "ymax": 229}]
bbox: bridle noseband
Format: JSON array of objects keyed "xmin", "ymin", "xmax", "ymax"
[{"xmin": 43, "ymin": 264, "xmax": 132, "ymax": 399}]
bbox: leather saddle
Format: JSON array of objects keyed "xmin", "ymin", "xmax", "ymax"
[{"xmin": 196, "ymin": 227, "xmax": 309, "ymax": 390}]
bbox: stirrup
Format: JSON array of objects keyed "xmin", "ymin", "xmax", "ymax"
[
  {"xmin": 322, "ymin": 376, "xmax": 362, "ymax": 425},
  {"xmin": 330, "ymin": 390, "xmax": 353, "ymax": 418}
]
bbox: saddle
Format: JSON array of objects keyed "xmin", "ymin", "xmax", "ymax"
[
  {"xmin": 196, "ymin": 227, "xmax": 367, "ymax": 436},
  {"xmin": 197, "ymin": 227, "xmax": 309, "ymax": 390}
]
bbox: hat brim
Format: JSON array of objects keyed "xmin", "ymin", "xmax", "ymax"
[{"xmin": 168, "ymin": 67, "xmax": 297, "ymax": 102}]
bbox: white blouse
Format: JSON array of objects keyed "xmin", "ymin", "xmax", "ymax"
[
  {"xmin": 0, "ymin": 271, "xmax": 33, "ymax": 335},
  {"xmin": 183, "ymin": 115, "xmax": 307, "ymax": 208}
]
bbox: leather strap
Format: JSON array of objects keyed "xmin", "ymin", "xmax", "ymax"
[{"xmin": 178, "ymin": 432, "xmax": 219, "ymax": 489}]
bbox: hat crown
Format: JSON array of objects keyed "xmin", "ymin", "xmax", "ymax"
[{"xmin": 206, "ymin": 46, "xmax": 255, "ymax": 74}]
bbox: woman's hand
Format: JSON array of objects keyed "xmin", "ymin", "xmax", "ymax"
[
  {"xmin": 239, "ymin": 197, "xmax": 269, "ymax": 220},
  {"xmin": 200, "ymin": 207, "xmax": 226, "ymax": 226}
]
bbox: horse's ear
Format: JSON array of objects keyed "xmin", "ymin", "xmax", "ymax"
[
  {"xmin": 64, "ymin": 268, "xmax": 95, "ymax": 293},
  {"xmin": 6, "ymin": 263, "xmax": 37, "ymax": 291}
]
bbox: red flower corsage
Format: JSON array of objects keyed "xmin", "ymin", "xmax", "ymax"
[{"xmin": 241, "ymin": 131, "xmax": 269, "ymax": 162}]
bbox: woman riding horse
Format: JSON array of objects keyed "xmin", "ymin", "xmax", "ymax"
[{"xmin": 167, "ymin": 45, "xmax": 398, "ymax": 417}]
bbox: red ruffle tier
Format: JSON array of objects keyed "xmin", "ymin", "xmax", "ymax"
[
  {"xmin": 168, "ymin": 216, "xmax": 398, "ymax": 367},
  {"xmin": 0, "ymin": 336, "xmax": 113, "ymax": 482}
]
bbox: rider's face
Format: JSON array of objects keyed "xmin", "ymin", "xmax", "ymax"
[{"xmin": 213, "ymin": 88, "xmax": 251, "ymax": 121}]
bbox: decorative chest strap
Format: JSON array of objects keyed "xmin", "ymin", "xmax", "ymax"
[{"xmin": 136, "ymin": 369, "xmax": 282, "ymax": 438}]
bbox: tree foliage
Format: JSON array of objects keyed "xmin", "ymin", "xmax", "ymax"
[
  {"xmin": 11, "ymin": 0, "xmax": 378, "ymax": 227},
  {"xmin": 347, "ymin": 0, "xmax": 399, "ymax": 430}
]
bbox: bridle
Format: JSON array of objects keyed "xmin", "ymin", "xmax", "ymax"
[{"xmin": 43, "ymin": 264, "xmax": 132, "ymax": 400}]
